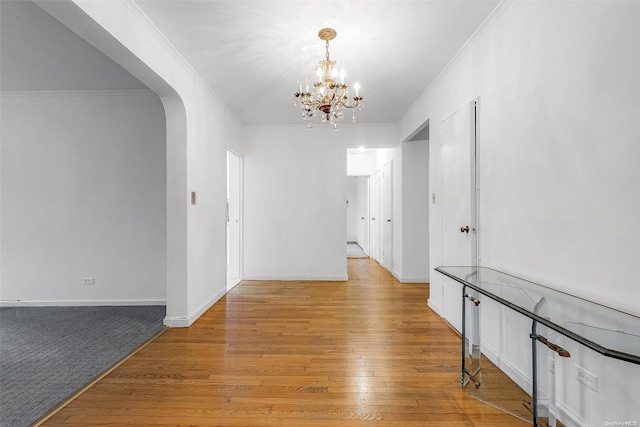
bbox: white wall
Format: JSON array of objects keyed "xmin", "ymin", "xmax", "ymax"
[
  {"xmin": 0, "ymin": 1, "xmax": 148, "ymax": 92},
  {"xmin": 347, "ymin": 151, "xmax": 375, "ymax": 176},
  {"xmin": 379, "ymin": 142, "xmax": 430, "ymax": 283},
  {"xmin": 401, "ymin": 141, "xmax": 430, "ymax": 281},
  {"xmin": 346, "ymin": 145, "xmax": 429, "ymax": 282},
  {"xmin": 353, "ymin": 176, "xmax": 369, "ymax": 254},
  {"xmin": 346, "ymin": 177, "xmax": 358, "ymax": 242},
  {"xmin": 0, "ymin": 1, "xmax": 166, "ymax": 305},
  {"xmin": 37, "ymin": 0, "xmax": 243, "ymax": 326},
  {"xmin": 1, "ymin": 91, "xmax": 166, "ymax": 304},
  {"xmin": 373, "ymin": 148, "xmax": 395, "ymax": 171},
  {"xmin": 400, "ymin": 1, "xmax": 640, "ymax": 425},
  {"xmin": 390, "ymin": 151, "xmax": 402, "ymax": 279},
  {"xmin": 240, "ymin": 124, "xmax": 397, "ymax": 280},
  {"xmin": 241, "ymin": 125, "xmax": 348, "ymax": 280}
]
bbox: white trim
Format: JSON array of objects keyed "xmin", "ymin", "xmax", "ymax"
[
  {"xmin": 121, "ymin": 0, "xmax": 242, "ymax": 127},
  {"xmin": 226, "ymin": 278, "xmax": 241, "ymax": 291},
  {"xmin": 0, "ymin": 299, "xmax": 165, "ymax": 307},
  {"xmin": 399, "ymin": 277, "xmax": 430, "ymax": 283},
  {"xmin": 226, "ymin": 148, "xmax": 243, "ymax": 292},
  {"xmin": 0, "ymin": 89, "xmax": 155, "ymax": 98},
  {"xmin": 481, "ymin": 341, "xmax": 532, "ymax": 395},
  {"xmin": 479, "ymin": 342, "xmax": 587, "ymax": 426},
  {"xmin": 427, "ymin": 298, "xmax": 443, "ymax": 317},
  {"xmin": 473, "ymin": 97, "xmax": 482, "ymax": 266},
  {"xmin": 242, "ymin": 122, "xmax": 399, "ymax": 130},
  {"xmin": 163, "ymin": 287, "xmax": 226, "ymax": 328},
  {"xmin": 403, "ymin": 118, "xmax": 430, "ymax": 143},
  {"xmin": 556, "ymin": 402, "xmax": 591, "ymax": 427},
  {"xmin": 391, "ymin": 270, "xmax": 430, "ymax": 283},
  {"xmin": 399, "ymin": 0, "xmax": 514, "ymax": 127},
  {"xmin": 162, "ymin": 316, "xmax": 190, "ymax": 328},
  {"xmin": 241, "ymin": 275, "xmax": 349, "ymax": 282}
]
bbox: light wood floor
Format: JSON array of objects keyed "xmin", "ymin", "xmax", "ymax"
[{"xmin": 42, "ymin": 259, "xmax": 532, "ymax": 426}]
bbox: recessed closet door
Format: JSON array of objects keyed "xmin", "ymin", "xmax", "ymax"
[
  {"xmin": 381, "ymin": 161, "xmax": 393, "ymax": 271},
  {"xmin": 440, "ymin": 100, "xmax": 477, "ymax": 332},
  {"xmin": 369, "ymin": 169, "xmax": 382, "ymax": 263},
  {"xmin": 227, "ymin": 149, "xmax": 241, "ymax": 290}
]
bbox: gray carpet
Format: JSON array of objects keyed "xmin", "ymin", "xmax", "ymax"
[
  {"xmin": 347, "ymin": 242, "xmax": 368, "ymax": 258},
  {"xmin": 0, "ymin": 305, "xmax": 165, "ymax": 427}
]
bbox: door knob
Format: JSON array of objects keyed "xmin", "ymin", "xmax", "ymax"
[{"xmin": 460, "ymin": 225, "xmax": 469, "ymax": 233}]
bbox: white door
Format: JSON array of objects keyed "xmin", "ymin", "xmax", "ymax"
[
  {"xmin": 440, "ymin": 100, "xmax": 477, "ymax": 332},
  {"xmin": 369, "ymin": 169, "xmax": 382, "ymax": 262},
  {"xmin": 359, "ymin": 176, "xmax": 370, "ymax": 255},
  {"xmin": 381, "ymin": 161, "xmax": 393, "ymax": 271},
  {"xmin": 226, "ymin": 150, "xmax": 241, "ymax": 290}
]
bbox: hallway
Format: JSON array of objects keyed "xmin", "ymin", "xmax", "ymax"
[{"xmin": 42, "ymin": 259, "xmax": 529, "ymax": 426}]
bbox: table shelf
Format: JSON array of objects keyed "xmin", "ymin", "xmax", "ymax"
[{"xmin": 435, "ymin": 266, "xmax": 640, "ymax": 426}]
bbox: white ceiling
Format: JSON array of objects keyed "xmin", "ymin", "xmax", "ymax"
[
  {"xmin": 135, "ymin": 0, "xmax": 499, "ymax": 126},
  {"xmin": 0, "ymin": 1, "xmax": 149, "ymax": 91}
]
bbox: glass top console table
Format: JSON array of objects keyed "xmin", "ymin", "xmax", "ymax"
[{"xmin": 435, "ymin": 266, "xmax": 640, "ymax": 426}]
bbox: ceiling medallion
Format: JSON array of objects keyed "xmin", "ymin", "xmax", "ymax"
[{"xmin": 293, "ymin": 28, "xmax": 364, "ymax": 130}]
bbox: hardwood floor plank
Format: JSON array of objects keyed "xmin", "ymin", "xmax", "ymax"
[{"xmin": 40, "ymin": 259, "xmax": 534, "ymax": 426}]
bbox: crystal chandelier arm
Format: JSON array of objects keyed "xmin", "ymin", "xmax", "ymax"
[{"xmin": 293, "ymin": 28, "xmax": 363, "ymax": 128}]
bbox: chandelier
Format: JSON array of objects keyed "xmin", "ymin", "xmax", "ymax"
[{"xmin": 293, "ymin": 28, "xmax": 364, "ymax": 130}]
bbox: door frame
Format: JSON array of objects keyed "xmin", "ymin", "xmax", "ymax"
[
  {"xmin": 226, "ymin": 148, "xmax": 242, "ymax": 291},
  {"xmin": 439, "ymin": 98, "xmax": 480, "ymax": 332},
  {"xmin": 381, "ymin": 160, "xmax": 393, "ymax": 272},
  {"xmin": 472, "ymin": 98, "xmax": 481, "ymax": 266},
  {"xmin": 440, "ymin": 98, "xmax": 480, "ymax": 268},
  {"xmin": 369, "ymin": 169, "xmax": 382, "ymax": 262},
  {"xmin": 353, "ymin": 175, "xmax": 371, "ymax": 256}
]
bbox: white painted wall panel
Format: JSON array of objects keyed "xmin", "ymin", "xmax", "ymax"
[
  {"xmin": 33, "ymin": 0, "xmax": 243, "ymax": 325},
  {"xmin": 346, "ymin": 177, "xmax": 358, "ymax": 242},
  {"xmin": 1, "ymin": 91, "xmax": 166, "ymax": 304},
  {"xmin": 401, "ymin": 141, "xmax": 430, "ymax": 281},
  {"xmin": 400, "ymin": 2, "xmax": 640, "ymax": 424},
  {"xmin": 347, "ymin": 151, "xmax": 375, "ymax": 176},
  {"xmin": 353, "ymin": 176, "xmax": 369, "ymax": 254},
  {"xmin": 241, "ymin": 126, "xmax": 347, "ymax": 280}
]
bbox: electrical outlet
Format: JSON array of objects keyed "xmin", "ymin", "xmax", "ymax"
[
  {"xmin": 83, "ymin": 277, "xmax": 95, "ymax": 286},
  {"xmin": 548, "ymin": 357, "xmax": 555, "ymax": 374},
  {"xmin": 576, "ymin": 365, "xmax": 597, "ymax": 392}
]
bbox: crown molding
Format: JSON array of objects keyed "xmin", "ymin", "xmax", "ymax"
[
  {"xmin": 121, "ymin": 0, "xmax": 242, "ymax": 127},
  {"xmin": 399, "ymin": 0, "xmax": 514, "ymax": 125},
  {"xmin": 0, "ymin": 89, "xmax": 155, "ymax": 97}
]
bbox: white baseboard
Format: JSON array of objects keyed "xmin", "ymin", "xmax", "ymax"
[
  {"xmin": 427, "ymin": 298, "xmax": 443, "ymax": 317},
  {"xmin": 226, "ymin": 278, "xmax": 241, "ymax": 291},
  {"xmin": 478, "ymin": 340, "xmax": 588, "ymax": 427},
  {"xmin": 403, "ymin": 277, "xmax": 430, "ymax": 283},
  {"xmin": 391, "ymin": 271, "xmax": 430, "ymax": 283},
  {"xmin": 480, "ymin": 341, "xmax": 532, "ymax": 394},
  {"xmin": 556, "ymin": 401, "xmax": 591, "ymax": 427},
  {"xmin": 163, "ymin": 288, "xmax": 226, "ymax": 328},
  {"xmin": 0, "ymin": 299, "xmax": 165, "ymax": 307},
  {"xmin": 241, "ymin": 275, "xmax": 349, "ymax": 281}
]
